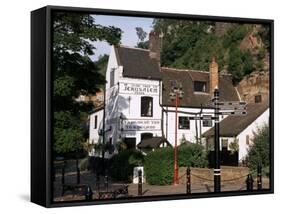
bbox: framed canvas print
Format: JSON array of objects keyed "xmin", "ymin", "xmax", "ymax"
[{"xmin": 31, "ymin": 5, "xmax": 274, "ymax": 207}]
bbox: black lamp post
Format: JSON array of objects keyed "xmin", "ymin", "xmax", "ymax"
[{"xmin": 213, "ymin": 87, "xmax": 221, "ymax": 192}]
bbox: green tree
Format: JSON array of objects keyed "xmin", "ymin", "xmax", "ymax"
[
  {"xmin": 95, "ymin": 54, "xmax": 109, "ymax": 77},
  {"xmin": 135, "ymin": 27, "xmax": 149, "ymax": 49},
  {"xmin": 135, "ymin": 27, "xmax": 147, "ymax": 42},
  {"xmin": 228, "ymin": 47, "xmax": 253, "ymax": 83},
  {"xmin": 151, "ymin": 19, "xmax": 263, "ymax": 81},
  {"xmin": 53, "ymin": 12, "xmax": 121, "ymax": 155},
  {"xmin": 247, "ymin": 124, "xmax": 270, "ymax": 173}
]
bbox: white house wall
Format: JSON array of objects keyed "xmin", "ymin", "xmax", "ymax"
[
  {"xmin": 117, "ymin": 78, "xmax": 162, "ymax": 144},
  {"xmin": 163, "ymin": 107, "xmax": 225, "ymax": 146},
  {"xmin": 89, "ymin": 109, "xmax": 104, "ymax": 154},
  {"xmin": 237, "ymin": 108, "xmax": 269, "ymax": 161}
]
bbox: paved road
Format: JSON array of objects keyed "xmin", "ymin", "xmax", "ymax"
[{"xmin": 53, "ymin": 171, "xmax": 269, "ymax": 202}]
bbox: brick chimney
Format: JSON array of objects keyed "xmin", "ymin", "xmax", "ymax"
[
  {"xmin": 209, "ymin": 57, "xmax": 219, "ymax": 93},
  {"xmin": 149, "ymin": 31, "xmax": 161, "ymax": 63}
]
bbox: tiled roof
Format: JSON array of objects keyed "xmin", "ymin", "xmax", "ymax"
[
  {"xmin": 137, "ymin": 137, "xmax": 171, "ymax": 149},
  {"xmin": 114, "ymin": 46, "xmax": 162, "ymax": 80},
  {"xmin": 114, "ymin": 46, "xmax": 240, "ymax": 108},
  {"xmin": 202, "ymin": 100, "xmax": 269, "ymax": 137},
  {"xmin": 161, "ymin": 67, "xmax": 240, "ymax": 108}
]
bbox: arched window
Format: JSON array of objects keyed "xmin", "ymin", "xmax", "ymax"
[{"xmin": 141, "ymin": 96, "xmax": 153, "ymax": 117}]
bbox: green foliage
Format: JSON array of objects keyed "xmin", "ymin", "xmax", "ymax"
[
  {"xmin": 228, "ymin": 47, "xmax": 254, "ymax": 83},
  {"xmin": 247, "ymin": 124, "xmax": 270, "ymax": 174},
  {"xmin": 144, "ymin": 148, "xmax": 173, "ymax": 185},
  {"xmin": 222, "ymin": 24, "xmax": 249, "ymax": 48},
  {"xmin": 229, "ymin": 139, "xmax": 239, "ymax": 154},
  {"xmin": 95, "ymin": 54, "xmax": 109, "ymax": 77},
  {"xmin": 135, "ymin": 27, "xmax": 147, "ymax": 42},
  {"xmin": 257, "ymin": 25, "xmax": 270, "ymax": 49},
  {"xmin": 54, "ymin": 128, "xmax": 83, "ymax": 154},
  {"xmin": 152, "ymin": 20, "xmax": 268, "ymax": 83},
  {"xmin": 178, "ymin": 144, "xmax": 208, "ymax": 167},
  {"xmin": 144, "ymin": 145, "xmax": 207, "ymax": 185},
  {"xmin": 116, "ymin": 139, "xmax": 127, "ymax": 152},
  {"xmin": 110, "ymin": 150, "xmax": 144, "ymax": 182},
  {"xmin": 53, "ymin": 12, "xmax": 121, "ymax": 154},
  {"xmin": 136, "ymin": 40, "xmax": 149, "ymax": 49}
]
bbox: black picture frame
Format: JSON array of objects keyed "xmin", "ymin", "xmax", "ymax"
[{"xmin": 31, "ymin": 5, "xmax": 274, "ymax": 208}]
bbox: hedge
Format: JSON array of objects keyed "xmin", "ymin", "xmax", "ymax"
[
  {"xmin": 110, "ymin": 150, "xmax": 144, "ymax": 182},
  {"xmin": 144, "ymin": 144, "xmax": 208, "ymax": 185}
]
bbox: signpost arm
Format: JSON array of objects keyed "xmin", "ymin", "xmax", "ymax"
[{"xmin": 214, "ymin": 88, "xmax": 221, "ymax": 192}]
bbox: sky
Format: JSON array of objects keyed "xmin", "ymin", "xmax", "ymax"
[{"xmin": 91, "ymin": 15, "xmax": 153, "ymax": 61}]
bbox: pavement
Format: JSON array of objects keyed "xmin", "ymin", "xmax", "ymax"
[{"xmin": 53, "ymin": 170, "xmax": 270, "ymax": 202}]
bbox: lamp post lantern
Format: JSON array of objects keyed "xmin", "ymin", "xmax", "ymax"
[{"xmin": 169, "ymin": 81, "xmax": 184, "ymax": 185}]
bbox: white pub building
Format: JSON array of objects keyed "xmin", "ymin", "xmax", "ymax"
[{"xmin": 89, "ymin": 32, "xmax": 269, "ymax": 162}]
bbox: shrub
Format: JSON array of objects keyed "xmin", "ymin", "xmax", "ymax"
[
  {"xmin": 110, "ymin": 150, "xmax": 144, "ymax": 182},
  {"xmin": 247, "ymin": 124, "xmax": 269, "ymax": 176},
  {"xmin": 178, "ymin": 143, "xmax": 208, "ymax": 167},
  {"xmin": 144, "ymin": 148, "xmax": 174, "ymax": 185},
  {"xmin": 144, "ymin": 144, "xmax": 208, "ymax": 185}
]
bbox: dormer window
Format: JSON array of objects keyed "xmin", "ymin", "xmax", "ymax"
[{"xmin": 194, "ymin": 81, "xmax": 207, "ymax": 92}]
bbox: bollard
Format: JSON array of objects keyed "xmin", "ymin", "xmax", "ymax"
[
  {"xmin": 186, "ymin": 167, "xmax": 191, "ymax": 194},
  {"xmin": 104, "ymin": 175, "xmax": 109, "ymax": 191},
  {"xmin": 138, "ymin": 169, "xmax": 142, "ymax": 196},
  {"xmin": 257, "ymin": 163, "xmax": 262, "ymax": 190},
  {"xmin": 76, "ymin": 159, "xmax": 80, "ymax": 184},
  {"xmin": 77, "ymin": 167, "xmax": 80, "ymax": 184},
  {"xmin": 85, "ymin": 185, "xmax": 93, "ymax": 201},
  {"xmin": 96, "ymin": 174, "xmax": 100, "ymax": 192},
  {"xmin": 246, "ymin": 174, "xmax": 253, "ymax": 191},
  {"xmin": 61, "ymin": 161, "xmax": 65, "ymax": 185}
]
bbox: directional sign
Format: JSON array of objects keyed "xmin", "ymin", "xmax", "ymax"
[
  {"xmin": 189, "ymin": 116, "xmax": 217, "ymax": 120},
  {"xmin": 219, "ymin": 106, "xmax": 247, "ymax": 110},
  {"xmin": 212, "ymin": 101, "xmax": 247, "ymax": 111},
  {"xmin": 219, "ymin": 111, "xmax": 247, "ymax": 116},
  {"xmin": 202, "ymin": 115, "xmax": 212, "ymax": 120},
  {"xmin": 188, "ymin": 116, "xmax": 201, "ymax": 120},
  {"xmin": 217, "ymin": 101, "xmax": 246, "ymax": 106}
]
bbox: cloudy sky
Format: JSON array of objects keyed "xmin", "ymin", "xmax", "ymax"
[{"xmin": 91, "ymin": 15, "xmax": 153, "ymax": 61}]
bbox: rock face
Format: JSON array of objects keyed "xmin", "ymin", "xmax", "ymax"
[
  {"xmin": 237, "ymin": 71, "xmax": 269, "ymax": 103},
  {"xmin": 239, "ymin": 27, "xmax": 262, "ymax": 51}
]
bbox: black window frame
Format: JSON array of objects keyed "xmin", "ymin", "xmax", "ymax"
[
  {"xmin": 194, "ymin": 81, "xmax": 207, "ymax": 92},
  {"xmin": 141, "ymin": 96, "xmax": 153, "ymax": 117},
  {"xmin": 178, "ymin": 116, "xmax": 190, "ymax": 129},
  {"xmin": 255, "ymin": 94, "xmax": 262, "ymax": 103},
  {"xmin": 202, "ymin": 118, "xmax": 213, "ymax": 127},
  {"xmin": 94, "ymin": 115, "xmax": 98, "ymax": 129}
]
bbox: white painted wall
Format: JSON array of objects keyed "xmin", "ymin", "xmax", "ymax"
[
  {"xmin": 163, "ymin": 106, "xmax": 225, "ymax": 146},
  {"xmin": 237, "ymin": 108, "xmax": 269, "ymax": 161},
  {"xmin": 209, "ymin": 108, "xmax": 270, "ymax": 162},
  {"xmin": 90, "ymin": 46, "xmax": 163, "ymax": 157}
]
